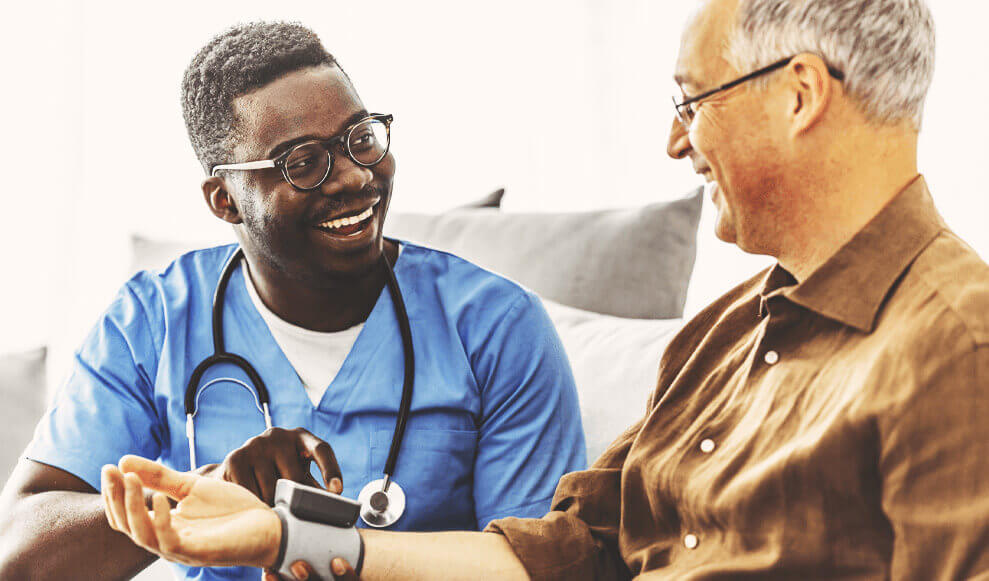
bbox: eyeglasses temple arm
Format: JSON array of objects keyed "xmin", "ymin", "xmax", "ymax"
[{"xmin": 210, "ymin": 159, "xmax": 277, "ymax": 176}]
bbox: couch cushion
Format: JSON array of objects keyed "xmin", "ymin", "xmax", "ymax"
[
  {"xmin": 0, "ymin": 347, "xmax": 47, "ymax": 486},
  {"xmin": 387, "ymin": 187, "xmax": 703, "ymax": 319},
  {"xmin": 541, "ymin": 300, "xmax": 681, "ymax": 462}
]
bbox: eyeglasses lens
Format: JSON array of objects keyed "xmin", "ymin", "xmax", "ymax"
[
  {"xmin": 282, "ymin": 118, "xmax": 390, "ymax": 189},
  {"xmin": 285, "ymin": 143, "xmax": 332, "ymax": 189},
  {"xmin": 348, "ymin": 119, "xmax": 390, "ymax": 166}
]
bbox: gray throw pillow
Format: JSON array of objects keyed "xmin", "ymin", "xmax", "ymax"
[
  {"xmin": 0, "ymin": 347, "xmax": 47, "ymax": 486},
  {"xmin": 387, "ymin": 187, "xmax": 703, "ymax": 319}
]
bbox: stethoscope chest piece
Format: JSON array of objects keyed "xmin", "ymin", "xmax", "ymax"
[{"xmin": 358, "ymin": 477, "xmax": 406, "ymax": 528}]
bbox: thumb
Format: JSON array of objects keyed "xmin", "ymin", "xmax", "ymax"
[{"xmin": 119, "ymin": 455, "xmax": 196, "ymax": 501}]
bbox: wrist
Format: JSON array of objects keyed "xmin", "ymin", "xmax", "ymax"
[{"xmin": 259, "ymin": 508, "xmax": 283, "ymax": 570}]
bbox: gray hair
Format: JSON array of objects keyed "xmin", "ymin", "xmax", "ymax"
[{"xmin": 729, "ymin": 0, "xmax": 936, "ymax": 129}]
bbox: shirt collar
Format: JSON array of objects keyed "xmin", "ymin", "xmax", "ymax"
[{"xmin": 764, "ymin": 176, "xmax": 945, "ymax": 333}]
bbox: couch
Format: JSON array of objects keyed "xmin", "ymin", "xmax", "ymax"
[{"xmin": 0, "ymin": 187, "xmax": 703, "ymax": 579}]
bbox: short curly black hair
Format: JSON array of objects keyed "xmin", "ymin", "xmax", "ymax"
[{"xmin": 181, "ymin": 21, "xmax": 340, "ymax": 174}]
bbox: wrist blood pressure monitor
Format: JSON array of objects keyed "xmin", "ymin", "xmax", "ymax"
[{"xmin": 272, "ymin": 479, "xmax": 364, "ymax": 578}]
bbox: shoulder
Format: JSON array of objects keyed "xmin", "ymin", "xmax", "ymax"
[
  {"xmin": 865, "ymin": 231, "xmax": 989, "ymax": 409},
  {"xmin": 879, "ymin": 230, "xmax": 989, "ymax": 357},
  {"xmin": 399, "ymin": 240, "xmax": 536, "ymax": 317},
  {"xmin": 865, "ymin": 232, "xmax": 989, "ymax": 435},
  {"xmin": 118, "ymin": 244, "xmax": 238, "ymax": 336},
  {"xmin": 124, "ymin": 243, "xmax": 238, "ymax": 302},
  {"xmin": 900, "ymin": 231, "xmax": 989, "ymax": 348}
]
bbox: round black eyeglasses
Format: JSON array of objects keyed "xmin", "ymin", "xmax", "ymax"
[{"xmin": 211, "ymin": 113, "xmax": 393, "ymax": 191}]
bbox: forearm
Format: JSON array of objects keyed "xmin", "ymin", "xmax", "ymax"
[
  {"xmin": 358, "ymin": 529, "xmax": 529, "ymax": 581},
  {"xmin": 0, "ymin": 490, "xmax": 156, "ymax": 580}
]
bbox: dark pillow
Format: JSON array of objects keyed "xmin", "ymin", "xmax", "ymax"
[
  {"xmin": 0, "ymin": 347, "xmax": 47, "ymax": 485},
  {"xmin": 386, "ymin": 187, "xmax": 704, "ymax": 319},
  {"xmin": 456, "ymin": 188, "xmax": 504, "ymax": 209}
]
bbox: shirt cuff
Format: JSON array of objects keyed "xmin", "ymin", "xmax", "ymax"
[{"xmin": 484, "ymin": 512, "xmax": 615, "ymax": 581}]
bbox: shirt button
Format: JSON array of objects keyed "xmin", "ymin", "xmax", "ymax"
[
  {"xmin": 684, "ymin": 534, "xmax": 699, "ymax": 549},
  {"xmin": 764, "ymin": 350, "xmax": 779, "ymax": 365},
  {"xmin": 699, "ymin": 439, "xmax": 716, "ymax": 453}
]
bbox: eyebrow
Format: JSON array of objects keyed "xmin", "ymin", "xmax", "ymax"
[{"xmin": 266, "ymin": 109, "xmax": 370, "ymax": 158}]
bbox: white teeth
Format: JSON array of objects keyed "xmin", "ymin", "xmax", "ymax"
[{"xmin": 318, "ymin": 206, "xmax": 375, "ymax": 230}]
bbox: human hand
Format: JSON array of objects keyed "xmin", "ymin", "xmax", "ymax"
[
  {"xmin": 204, "ymin": 427, "xmax": 343, "ymax": 504},
  {"xmin": 263, "ymin": 558, "xmax": 358, "ymax": 581},
  {"xmin": 102, "ymin": 455, "xmax": 282, "ymax": 569}
]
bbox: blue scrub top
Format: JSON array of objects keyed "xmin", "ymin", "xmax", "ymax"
[{"xmin": 27, "ymin": 242, "xmax": 586, "ymax": 580}]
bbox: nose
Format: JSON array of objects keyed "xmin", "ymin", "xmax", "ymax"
[
  {"xmin": 318, "ymin": 154, "xmax": 374, "ymax": 197},
  {"xmin": 667, "ymin": 116, "xmax": 692, "ymax": 160}
]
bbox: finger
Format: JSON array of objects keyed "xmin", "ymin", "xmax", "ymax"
[
  {"xmin": 263, "ymin": 571, "xmax": 285, "ymax": 581},
  {"xmin": 254, "ymin": 461, "xmax": 279, "ymax": 506},
  {"xmin": 124, "ymin": 473, "xmax": 158, "ymax": 552},
  {"xmin": 297, "ymin": 431, "xmax": 342, "ymax": 490},
  {"xmin": 119, "ymin": 455, "xmax": 196, "ymax": 501},
  {"xmin": 331, "ymin": 557, "xmax": 358, "ymax": 581},
  {"xmin": 292, "ymin": 559, "xmax": 321, "ymax": 581},
  {"xmin": 101, "ymin": 465, "xmax": 120, "ymax": 530},
  {"xmin": 152, "ymin": 492, "xmax": 182, "ymax": 556},
  {"xmin": 227, "ymin": 456, "xmax": 262, "ymax": 500},
  {"xmin": 103, "ymin": 465, "xmax": 131, "ymax": 535},
  {"xmin": 327, "ymin": 478, "xmax": 343, "ymax": 495},
  {"xmin": 273, "ymin": 451, "xmax": 319, "ymax": 488}
]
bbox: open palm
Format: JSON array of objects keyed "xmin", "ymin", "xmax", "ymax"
[{"xmin": 102, "ymin": 455, "xmax": 281, "ymax": 569}]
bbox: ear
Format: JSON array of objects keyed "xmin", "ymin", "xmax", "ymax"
[
  {"xmin": 786, "ymin": 54, "xmax": 835, "ymax": 137},
  {"xmin": 201, "ymin": 176, "xmax": 243, "ymax": 224}
]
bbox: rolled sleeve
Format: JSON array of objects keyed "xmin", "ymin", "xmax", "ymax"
[{"xmin": 484, "ymin": 419, "xmax": 643, "ymax": 581}]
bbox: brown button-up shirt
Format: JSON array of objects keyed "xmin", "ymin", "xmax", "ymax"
[{"xmin": 487, "ymin": 177, "xmax": 989, "ymax": 580}]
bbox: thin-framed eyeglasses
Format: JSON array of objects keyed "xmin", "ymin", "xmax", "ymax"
[
  {"xmin": 210, "ymin": 113, "xmax": 393, "ymax": 191},
  {"xmin": 672, "ymin": 56, "xmax": 845, "ymax": 130}
]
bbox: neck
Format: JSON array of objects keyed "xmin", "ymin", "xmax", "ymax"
[
  {"xmin": 775, "ymin": 123, "xmax": 919, "ymax": 281},
  {"xmin": 245, "ymin": 240, "xmax": 399, "ymax": 332}
]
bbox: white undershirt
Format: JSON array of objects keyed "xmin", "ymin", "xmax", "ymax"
[
  {"xmin": 243, "ymin": 260, "xmax": 364, "ymax": 407},
  {"xmin": 241, "ymin": 245, "xmax": 402, "ymax": 407}
]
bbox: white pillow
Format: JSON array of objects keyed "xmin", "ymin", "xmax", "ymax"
[{"xmin": 541, "ymin": 299, "xmax": 683, "ymax": 463}]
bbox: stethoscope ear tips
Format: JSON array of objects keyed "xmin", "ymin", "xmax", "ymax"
[{"xmin": 358, "ymin": 478, "xmax": 406, "ymax": 528}]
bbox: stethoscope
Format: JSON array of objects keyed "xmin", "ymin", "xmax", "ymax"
[{"xmin": 184, "ymin": 244, "xmax": 413, "ymax": 528}]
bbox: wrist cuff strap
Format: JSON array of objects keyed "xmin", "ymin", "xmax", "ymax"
[
  {"xmin": 272, "ymin": 505, "xmax": 364, "ymax": 579},
  {"xmin": 274, "ymin": 509, "xmax": 289, "ymax": 571}
]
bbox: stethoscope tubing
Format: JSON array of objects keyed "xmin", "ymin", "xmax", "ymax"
[{"xmin": 380, "ymin": 249, "xmax": 414, "ymax": 485}]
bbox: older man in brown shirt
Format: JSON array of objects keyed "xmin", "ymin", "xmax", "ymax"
[
  {"xmin": 487, "ymin": 172, "xmax": 989, "ymax": 579},
  {"xmin": 99, "ymin": 0, "xmax": 989, "ymax": 578}
]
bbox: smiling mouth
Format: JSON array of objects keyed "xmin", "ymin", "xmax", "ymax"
[{"xmin": 314, "ymin": 202, "xmax": 378, "ymax": 237}]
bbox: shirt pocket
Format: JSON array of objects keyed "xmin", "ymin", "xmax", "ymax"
[{"xmin": 369, "ymin": 427, "xmax": 479, "ymax": 530}]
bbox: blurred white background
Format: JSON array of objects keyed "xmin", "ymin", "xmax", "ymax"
[{"xmin": 1, "ymin": 0, "xmax": 987, "ymax": 387}]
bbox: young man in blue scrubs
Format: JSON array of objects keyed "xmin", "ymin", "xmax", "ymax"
[{"xmin": 0, "ymin": 22, "xmax": 586, "ymax": 580}]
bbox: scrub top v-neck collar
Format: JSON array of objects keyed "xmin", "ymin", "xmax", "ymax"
[{"xmin": 221, "ymin": 244, "xmax": 414, "ymax": 421}]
